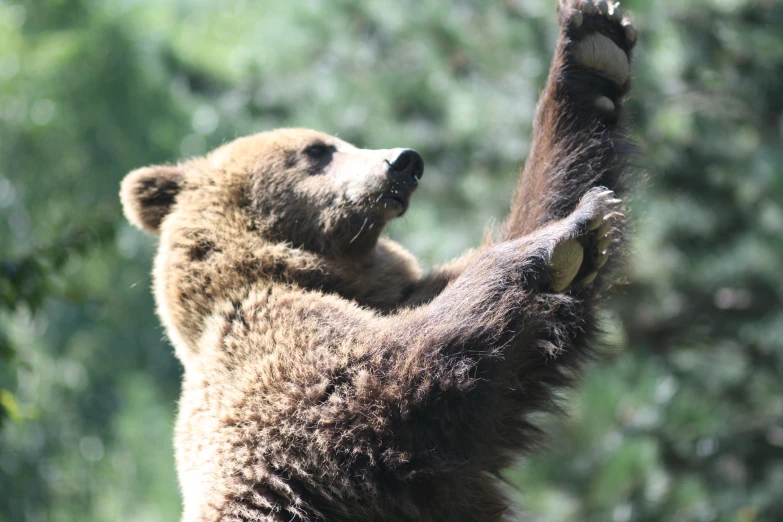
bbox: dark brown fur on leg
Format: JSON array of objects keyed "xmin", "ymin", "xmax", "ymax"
[
  {"xmin": 401, "ymin": 1, "xmax": 636, "ymax": 309},
  {"xmin": 196, "ymin": 196, "xmax": 621, "ymax": 521},
  {"xmin": 505, "ymin": 0, "xmax": 635, "ymax": 239}
]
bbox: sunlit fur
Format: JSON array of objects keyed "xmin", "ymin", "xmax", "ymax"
[{"xmin": 120, "ymin": 1, "xmax": 638, "ymax": 519}]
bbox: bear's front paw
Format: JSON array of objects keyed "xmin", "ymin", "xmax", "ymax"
[
  {"xmin": 547, "ymin": 187, "xmax": 623, "ymax": 292},
  {"xmin": 558, "ymin": 0, "xmax": 637, "ymax": 115}
]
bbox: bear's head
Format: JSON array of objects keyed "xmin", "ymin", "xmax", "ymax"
[{"xmin": 120, "ymin": 128, "xmax": 423, "ymax": 257}]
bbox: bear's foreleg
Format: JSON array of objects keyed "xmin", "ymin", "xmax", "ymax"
[
  {"xmin": 213, "ymin": 190, "xmax": 622, "ymax": 521},
  {"xmin": 504, "ymin": 0, "xmax": 637, "ymax": 240},
  {"xmin": 397, "ymin": 2, "xmax": 636, "ymax": 308}
]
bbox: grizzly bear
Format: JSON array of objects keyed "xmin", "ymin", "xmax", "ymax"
[{"xmin": 120, "ymin": 1, "xmax": 637, "ymax": 520}]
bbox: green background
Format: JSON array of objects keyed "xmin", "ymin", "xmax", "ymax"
[{"xmin": 2, "ymin": 0, "xmax": 782, "ymax": 520}]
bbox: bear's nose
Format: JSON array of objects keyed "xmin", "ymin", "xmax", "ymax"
[{"xmin": 386, "ymin": 149, "xmax": 424, "ymax": 185}]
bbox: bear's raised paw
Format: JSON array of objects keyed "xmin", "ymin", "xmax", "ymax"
[{"xmin": 558, "ymin": 0, "xmax": 637, "ymax": 115}]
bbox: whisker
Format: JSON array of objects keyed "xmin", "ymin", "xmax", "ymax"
[{"xmin": 349, "ymin": 218, "xmax": 369, "ymax": 244}]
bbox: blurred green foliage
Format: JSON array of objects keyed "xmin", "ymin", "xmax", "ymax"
[{"xmin": 1, "ymin": 0, "xmax": 782, "ymax": 520}]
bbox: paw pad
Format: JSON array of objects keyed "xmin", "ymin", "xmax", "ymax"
[
  {"xmin": 594, "ymin": 95, "xmax": 616, "ymax": 114},
  {"xmin": 562, "ymin": 1, "xmax": 637, "ymax": 87},
  {"xmin": 549, "ymin": 239, "xmax": 585, "ymax": 293},
  {"xmin": 546, "ymin": 187, "xmax": 623, "ymax": 292}
]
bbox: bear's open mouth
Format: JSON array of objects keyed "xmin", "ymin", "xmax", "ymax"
[{"xmin": 381, "ymin": 194, "xmax": 409, "ymax": 213}]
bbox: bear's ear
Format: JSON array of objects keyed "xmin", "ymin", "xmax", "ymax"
[{"xmin": 120, "ymin": 165, "xmax": 183, "ymax": 233}]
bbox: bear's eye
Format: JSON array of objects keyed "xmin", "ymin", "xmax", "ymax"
[
  {"xmin": 302, "ymin": 143, "xmax": 335, "ymax": 175},
  {"xmin": 304, "ymin": 143, "xmax": 332, "ymax": 159}
]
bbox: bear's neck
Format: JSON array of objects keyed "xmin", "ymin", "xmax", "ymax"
[{"xmin": 153, "ymin": 223, "xmax": 419, "ymax": 360}]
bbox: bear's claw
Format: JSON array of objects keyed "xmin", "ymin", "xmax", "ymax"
[
  {"xmin": 546, "ymin": 187, "xmax": 623, "ymax": 292},
  {"xmin": 623, "ymin": 21, "xmax": 637, "ymax": 44}
]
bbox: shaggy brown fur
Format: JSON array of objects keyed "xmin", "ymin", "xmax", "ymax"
[{"xmin": 120, "ymin": 2, "xmax": 638, "ymax": 520}]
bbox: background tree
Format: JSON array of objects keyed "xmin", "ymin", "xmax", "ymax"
[{"xmin": 1, "ymin": 1, "xmax": 781, "ymax": 521}]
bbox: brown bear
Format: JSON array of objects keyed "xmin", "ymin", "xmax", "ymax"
[{"xmin": 120, "ymin": 1, "xmax": 637, "ymax": 520}]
